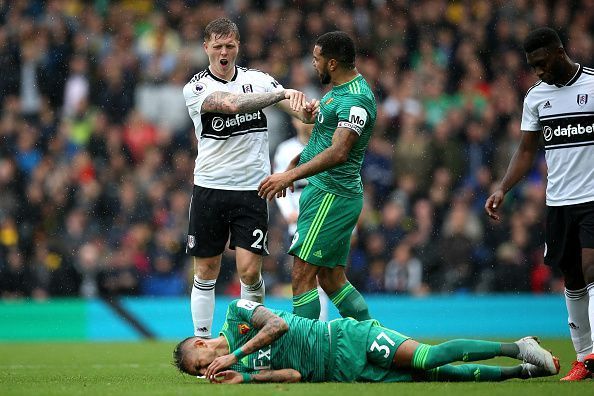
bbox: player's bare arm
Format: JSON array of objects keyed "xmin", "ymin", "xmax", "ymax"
[
  {"xmin": 202, "ymin": 89, "xmax": 306, "ymax": 114},
  {"xmin": 258, "ymin": 127, "xmax": 358, "ymax": 201},
  {"xmin": 485, "ymin": 131, "xmax": 540, "ymax": 220},
  {"xmin": 210, "ymin": 369, "xmax": 301, "ymax": 384},
  {"xmin": 276, "ymin": 152, "xmax": 302, "ymax": 196},
  {"xmin": 276, "ymin": 98, "xmax": 320, "ymax": 124},
  {"xmin": 204, "ymin": 306, "xmax": 288, "ymax": 378}
]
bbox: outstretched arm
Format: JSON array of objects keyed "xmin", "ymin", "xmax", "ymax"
[
  {"xmin": 259, "ymin": 127, "xmax": 358, "ymax": 200},
  {"xmin": 276, "ymin": 98, "xmax": 320, "ymax": 124},
  {"xmin": 485, "ymin": 131, "xmax": 540, "ymax": 220},
  {"xmin": 210, "ymin": 369, "xmax": 302, "ymax": 384},
  {"xmin": 204, "ymin": 306, "xmax": 288, "ymax": 379},
  {"xmin": 202, "ymin": 89, "xmax": 305, "ymax": 114}
]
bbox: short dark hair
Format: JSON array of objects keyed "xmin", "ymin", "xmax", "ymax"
[
  {"xmin": 523, "ymin": 27, "xmax": 562, "ymax": 53},
  {"xmin": 172, "ymin": 336, "xmax": 194, "ymax": 374},
  {"xmin": 315, "ymin": 31, "xmax": 356, "ymax": 69},
  {"xmin": 204, "ymin": 17, "xmax": 240, "ymax": 41}
]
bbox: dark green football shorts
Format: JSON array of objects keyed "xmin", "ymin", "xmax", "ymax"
[{"xmin": 288, "ymin": 184, "xmax": 362, "ymax": 267}]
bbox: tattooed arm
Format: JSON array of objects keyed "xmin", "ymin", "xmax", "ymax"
[
  {"xmin": 201, "ymin": 89, "xmax": 305, "ymax": 114},
  {"xmin": 238, "ymin": 305, "xmax": 289, "ymax": 355},
  {"xmin": 210, "ymin": 368, "xmax": 302, "ymax": 384},
  {"xmin": 204, "ymin": 306, "xmax": 289, "ymax": 379}
]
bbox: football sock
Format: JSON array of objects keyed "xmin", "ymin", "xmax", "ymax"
[
  {"xmin": 411, "ymin": 340, "xmax": 507, "ymax": 370},
  {"xmin": 318, "ymin": 285, "xmax": 330, "ymax": 321},
  {"xmin": 588, "ymin": 284, "xmax": 594, "ymax": 358},
  {"xmin": 566, "ymin": 287, "xmax": 592, "ymax": 361},
  {"xmin": 293, "ymin": 288, "xmax": 321, "ymax": 319},
  {"xmin": 240, "ymin": 275, "xmax": 265, "ymax": 303},
  {"xmin": 329, "ymin": 282, "xmax": 371, "ymax": 321},
  {"xmin": 425, "ymin": 364, "xmax": 504, "ymax": 382},
  {"xmin": 191, "ymin": 276, "xmax": 216, "ymax": 337}
]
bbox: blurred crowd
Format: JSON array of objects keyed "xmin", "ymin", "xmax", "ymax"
[{"xmin": 2, "ymin": 0, "xmax": 593, "ymax": 300}]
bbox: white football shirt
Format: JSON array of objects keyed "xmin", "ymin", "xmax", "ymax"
[
  {"xmin": 521, "ymin": 65, "xmax": 594, "ymax": 206},
  {"xmin": 183, "ymin": 66, "xmax": 284, "ymax": 190},
  {"xmin": 273, "ymin": 136, "xmax": 308, "ymax": 234}
]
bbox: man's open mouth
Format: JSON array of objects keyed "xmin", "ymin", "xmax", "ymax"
[{"xmin": 220, "ymin": 59, "xmax": 228, "ymax": 66}]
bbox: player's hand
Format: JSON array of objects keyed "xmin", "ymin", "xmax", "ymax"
[
  {"xmin": 209, "ymin": 370, "xmax": 243, "ymax": 384},
  {"xmin": 205, "ymin": 354, "xmax": 237, "ymax": 380},
  {"xmin": 485, "ymin": 189, "xmax": 505, "ymax": 221},
  {"xmin": 302, "ymin": 98, "xmax": 319, "ymax": 123},
  {"xmin": 284, "ymin": 89, "xmax": 307, "ymax": 112},
  {"xmin": 258, "ymin": 172, "xmax": 294, "ymax": 201}
]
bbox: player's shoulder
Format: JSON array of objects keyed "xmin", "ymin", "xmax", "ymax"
[
  {"xmin": 237, "ymin": 65, "xmax": 273, "ymax": 80},
  {"xmin": 581, "ymin": 65, "xmax": 594, "ymax": 79},
  {"xmin": 185, "ymin": 69, "xmax": 210, "ymax": 86},
  {"xmin": 523, "ymin": 80, "xmax": 545, "ymax": 101},
  {"xmin": 229, "ymin": 298, "xmax": 263, "ymax": 311},
  {"xmin": 237, "ymin": 66, "xmax": 270, "ymax": 76},
  {"xmin": 340, "ymin": 90, "xmax": 377, "ymax": 113},
  {"xmin": 183, "ymin": 69, "xmax": 212, "ymax": 98}
]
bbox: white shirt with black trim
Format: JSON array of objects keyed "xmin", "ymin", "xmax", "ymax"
[
  {"xmin": 183, "ymin": 66, "xmax": 284, "ymax": 190},
  {"xmin": 521, "ymin": 64, "xmax": 594, "ymax": 206},
  {"xmin": 273, "ymin": 136, "xmax": 308, "ymax": 234}
]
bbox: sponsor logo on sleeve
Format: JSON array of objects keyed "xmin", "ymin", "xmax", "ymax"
[
  {"xmin": 237, "ymin": 299, "xmax": 261, "ymax": 310},
  {"xmin": 337, "ymin": 106, "xmax": 367, "ymax": 134},
  {"xmin": 193, "ymin": 82, "xmax": 207, "ymax": 95}
]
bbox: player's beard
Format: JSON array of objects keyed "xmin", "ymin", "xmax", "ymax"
[{"xmin": 319, "ymin": 70, "xmax": 331, "ymax": 84}]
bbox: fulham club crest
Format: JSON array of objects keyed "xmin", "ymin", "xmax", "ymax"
[
  {"xmin": 187, "ymin": 235, "xmax": 196, "ymax": 249},
  {"xmin": 243, "ymin": 84, "xmax": 253, "ymax": 93},
  {"xmin": 577, "ymin": 94, "xmax": 588, "ymax": 106}
]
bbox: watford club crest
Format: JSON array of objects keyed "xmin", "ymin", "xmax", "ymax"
[{"xmin": 238, "ymin": 323, "xmax": 250, "ymax": 335}]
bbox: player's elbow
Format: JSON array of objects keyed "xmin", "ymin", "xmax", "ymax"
[
  {"xmin": 278, "ymin": 317, "xmax": 289, "ymax": 334},
  {"xmin": 332, "ymin": 149, "xmax": 349, "ymax": 165},
  {"xmin": 288, "ymin": 370, "xmax": 302, "ymax": 383}
]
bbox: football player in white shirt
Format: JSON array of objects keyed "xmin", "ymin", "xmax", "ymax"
[
  {"xmin": 485, "ymin": 27, "xmax": 594, "ymax": 381},
  {"xmin": 183, "ymin": 18, "xmax": 318, "ymax": 338}
]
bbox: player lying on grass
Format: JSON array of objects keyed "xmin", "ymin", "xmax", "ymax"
[{"xmin": 172, "ymin": 299, "xmax": 560, "ymax": 383}]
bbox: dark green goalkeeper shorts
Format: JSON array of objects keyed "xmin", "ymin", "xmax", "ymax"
[{"xmin": 288, "ymin": 184, "xmax": 362, "ymax": 267}]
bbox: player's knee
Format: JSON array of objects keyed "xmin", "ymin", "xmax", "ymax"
[
  {"xmin": 292, "ymin": 259, "xmax": 318, "ymax": 283},
  {"xmin": 318, "ymin": 268, "xmax": 347, "ymax": 293},
  {"xmin": 562, "ymin": 270, "xmax": 586, "ymax": 290},
  {"xmin": 193, "ymin": 257, "xmax": 221, "ymax": 279},
  {"xmin": 583, "ymin": 262, "xmax": 594, "ymax": 284},
  {"xmin": 238, "ymin": 265, "xmax": 261, "ymax": 285}
]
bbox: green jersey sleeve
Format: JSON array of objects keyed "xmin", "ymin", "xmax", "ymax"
[
  {"xmin": 223, "ymin": 298, "xmax": 263, "ymax": 324},
  {"xmin": 335, "ymin": 96, "xmax": 373, "ymax": 136}
]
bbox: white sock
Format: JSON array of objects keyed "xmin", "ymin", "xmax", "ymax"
[
  {"xmin": 240, "ymin": 275, "xmax": 265, "ymax": 303},
  {"xmin": 191, "ymin": 276, "xmax": 216, "ymax": 337},
  {"xmin": 588, "ymin": 284, "xmax": 594, "ymax": 357},
  {"xmin": 565, "ymin": 287, "xmax": 592, "ymax": 361},
  {"xmin": 318, "ymin": 285, "xmax": 329, "ymax": 321}
]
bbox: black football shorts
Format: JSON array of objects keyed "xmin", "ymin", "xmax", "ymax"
[
  {"xmin": 545, "ymin": 201, "xmax": 594, "ymax": 276},
  {"xmin": 186, "ymin": 186, "xmax": 268, "ymax": 257}
]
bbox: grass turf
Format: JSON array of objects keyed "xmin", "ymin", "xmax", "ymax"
[{"xmin": 0, "ymin": 339, "xmax": 589, "ymax": 395}]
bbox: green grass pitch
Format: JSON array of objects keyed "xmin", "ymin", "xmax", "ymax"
[{"xmin": 0, "ymin": 339, "xmax": 589, "ymax": 395}]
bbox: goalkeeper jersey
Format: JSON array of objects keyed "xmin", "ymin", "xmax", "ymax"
[
  {"xmin": 299, "ymin": 74, "xmax": 377, "ymax": 198},
  {"xmin": 220, "ymin": 299, "xmax": 329, "ymax": 382}
]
